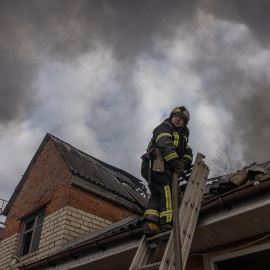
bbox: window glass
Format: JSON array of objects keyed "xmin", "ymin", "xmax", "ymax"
[
  {"xmin": 25, "ymin": 219, "xmax": 35, "ymax": 231},
  {"xmin": 36, "ymin": 213, "xmax": 45, "ymax": 226},
  {"xmin": 22, "ymin": 231, "xmax": 33, "ymax": 256},
  {"xmin": 31, "ymin": 226, "xmax": 43, "ymax": 252},
  {"xmin": 19, "ymin": 211, "xmax": 45, "ymax": 256}
]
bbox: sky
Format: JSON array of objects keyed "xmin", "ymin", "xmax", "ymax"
[{"xmin": 1, "ymin": 0, "xmax": 270, "ymax": 217}]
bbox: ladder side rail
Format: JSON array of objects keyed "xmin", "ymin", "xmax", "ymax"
[
  {"xmin": 159, "ymin": 231, "xmax": 175, "ymax": 270},
  {"xmin": 178, "ymin": 162, "xmax": 206, "ymax": 242},
  {"xmin": 159, "ymin": 154, "xmax": 208, "ymax": 270},
  {"xmin": 160, "ymin": 165, "xmax": 207, "ymax": 270},
  {"xmin": 172, "ymin": 172, "xmax": 183, "ymax": 270},
  {"xmin": 129, "ymin": 235, "xmax": 151, "ymax": 269},
  {"xmin": 182, "ymin": 164, "xmax": 209, "ymax": 265},
  {"xmin": 179, "ymin": 154, "xmax": 204, "ymax": 213},
  {"xmin": 179, "ymin": 154, "xmax": 203, "ymax": 207},
  {"xmin": 157, "ymin": 155, "xmax": 199, "ymax": 269},
  {"xmin": 177, "ymin": 155, "xmax": 204, "ymax": 235}
]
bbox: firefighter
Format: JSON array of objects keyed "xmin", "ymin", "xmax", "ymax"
[{"xmin": 141, "ymin": 106, "xmax": 193, "ymax": 235}]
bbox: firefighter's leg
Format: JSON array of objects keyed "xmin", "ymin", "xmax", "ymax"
[
  {"xmin": 143, "ymin": 184, "xmax": 162, "ymax": 235},
  {"xmin": 159, "ymin": 183, "xmax": 173, "ymax": 232}
]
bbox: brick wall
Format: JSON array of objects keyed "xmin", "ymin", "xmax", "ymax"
[
  {"xmin": 1, "ymin": 137, "xmax": 139, "ymax": 268},
  {"xmin": 0, "ymin": 233, "xmax": 20, "ymax": 270},
  {"xmin": 68, "ymin": 186, "xmax": 136, "ymax": 223},
  {"xmin": 2, "ymin": 139, "xmax": 72, "ymax": 239},
  {"xmin": 3, "ymin": 138, "xmax": 136, "ymax": 240},
  {"xmin": 18, "ymin": 205, "xmax": 113, "ymax": 266}
]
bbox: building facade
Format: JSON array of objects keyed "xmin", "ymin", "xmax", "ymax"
[{"xmin": 0, "ymin": 134, "xmax": 147, "ymax": 269}]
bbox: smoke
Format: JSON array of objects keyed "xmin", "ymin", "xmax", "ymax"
[
  {"xmin": 0, "ymin": 7, "xmax": 39, "ymax": 126},
  {"xmin": 0, "ymin": 0, "xmax": 199, "ymax": 125},
  {"xmin": 190, "ymin": 4, "xmax": 270, "ymax": 164},
  {"xmin": 201, "ymin": 0, "xmax": 270, "ymax": 47},
  {"xmin": 1, "ymin": 0, "xmax": 270, "ymax": 168}
]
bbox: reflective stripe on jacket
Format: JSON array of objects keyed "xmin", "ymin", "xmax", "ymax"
[{"xmin": 147, "ymin": 119, "xmax": 193, "ymax": 177}]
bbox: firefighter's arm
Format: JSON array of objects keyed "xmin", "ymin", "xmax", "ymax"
[{"xmin": 182, "ymin": 145, "xmax": 193, "ymax": 168}]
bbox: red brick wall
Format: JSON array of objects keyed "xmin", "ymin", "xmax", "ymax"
[
  {"xmin": 3, "ymin": 139, "xmax": 71, "ymax": 239},
  {"xmin": 68, "ymin": 186, "xmax": 135, "ymax": 223},
  {"xmin": 3, "ymin": 138, "xmax": 137, "ymax": 239}
]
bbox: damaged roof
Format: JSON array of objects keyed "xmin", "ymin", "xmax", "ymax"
[
  {"xmin": 202, "ymin": 160, "xmax": 270, "ymax": 212},
  {"xmin": 66, "ymin": 159, "xmax": 270, "ymax": 250},
  {"xmin": 3, "ymin": 133, "xmax": 148, "ymax": 216},
  {"xmin": 50, "ymin": 134, "xmax": 148, "ymax": 207},
  {"xmin": 206, "ymin": 160, "xmax": 270, "ymax": 186}
]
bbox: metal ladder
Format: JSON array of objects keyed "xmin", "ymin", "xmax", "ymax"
[{"xmin": 129, "ymin": 153, "xmax": 210, "ymax": 270}]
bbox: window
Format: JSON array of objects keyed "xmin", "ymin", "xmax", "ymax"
[
  {"xmin": 19, "ymin": 211, "xmax": 45, "ymax": 256},
  {"xmin": 205, "ymin": 242, "xmax": 270, "ymax": 270},
  {"xmin": 214, "ymin": 249, "xmax": 270, "ymax": 270}
]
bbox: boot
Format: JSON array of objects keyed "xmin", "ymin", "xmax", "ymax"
[{"xmin": 143, "ymin": 221, "xmax": 162, "ymax": 236}]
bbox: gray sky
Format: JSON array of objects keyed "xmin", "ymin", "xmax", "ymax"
[{"xmin": 1, "ymin": 1, "xmax": 270, "ymax": 214}]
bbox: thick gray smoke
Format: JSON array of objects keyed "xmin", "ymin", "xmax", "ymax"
[
  {"xmin": 1, "ymin": 0, "xmax": 269, "ymax": 166},
  {"xmin": 197, "ymin": 0, "xmax": 270, "ymax": 164},
  {"xmin": 1, "ymin": 0, "xmax": 198, "ymax": 125},
  {"xmin": 202, "ymin": 0, "xmax": 270, "ymax": 47}
]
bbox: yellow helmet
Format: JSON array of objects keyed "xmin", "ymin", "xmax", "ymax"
[{"xmin": 170, "ymin": 106, "xmax": 190, "ymax": 124}]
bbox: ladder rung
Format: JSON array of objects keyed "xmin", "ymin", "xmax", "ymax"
[
  {"xmin": 146, "ymin": 231, "xmax": 171, "ymax": 243},
  {"xmin": 134, "ymin": 262, "xmax": 161, "ymax": 270}
]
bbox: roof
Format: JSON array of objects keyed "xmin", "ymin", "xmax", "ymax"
[
  {"xmin": 18, "ymin": 158, "xmax": 270, "ymax": 269},
  {"xmin": 49, "ymin": 134, "xmax": 148, "ymax": 207},
  {"xmin": 203, "ymin": 160, "xmax": 270, "ymax": 206},
  {"xmin": 71, "ymin": 158, "xmax": 270, "ymax": 249},
  {"xmin": 3, "ymin": 133, "xmax": 148, "ymax": 216}
]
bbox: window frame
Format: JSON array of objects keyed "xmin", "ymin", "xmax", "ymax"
[
  {"xmin": 18, "ymin": 209, "xmax": 45, "ymax": 256},
  {"xmin": 203, "ymin": 242, "xmax": 270, "ymax": 270}
]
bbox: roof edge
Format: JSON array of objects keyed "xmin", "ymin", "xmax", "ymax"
[{"xmin": 20, "ymin": 225, "xmax": 144, "ymax": 270}]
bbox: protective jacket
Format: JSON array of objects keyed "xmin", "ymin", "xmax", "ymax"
[{"xmin": 146, "ymin": 118, "xmax": 193, "ymax": 183}]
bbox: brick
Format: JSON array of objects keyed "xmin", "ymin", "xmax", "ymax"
[
  {"xmin": 92, "ymin": 219, "xmax": 101, "ymax": 226},
  {"xmin": 71, "ymin": 212, "xmax": 82, "ymax": 219},
  {"xmin": 1, "ymin": 137, "xmax": 140, "ymax": 268},
  {"xmin": 96, "ymin": 216, "xmax": 105, "ymax": 223}
]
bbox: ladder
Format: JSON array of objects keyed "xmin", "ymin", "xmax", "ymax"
[{"xmin": 129, "ymin": 153, "xmax": 210, "ymax": 270}]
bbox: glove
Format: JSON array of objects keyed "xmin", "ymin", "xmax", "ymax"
[{"xmin": 175, "ymin": 160, "xmax": 187, "ymax": 177}]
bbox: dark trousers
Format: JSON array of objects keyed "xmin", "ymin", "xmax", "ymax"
[{"xmin": 143, "ymin": 173, "xmax": 172, "ymax": 226}]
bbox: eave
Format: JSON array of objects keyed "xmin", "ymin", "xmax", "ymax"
[{"xmin": 190, "ymin": 176, "xmax": 270, "ymax": 254}]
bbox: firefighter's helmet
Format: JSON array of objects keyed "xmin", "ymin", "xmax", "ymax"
[{"xmin": 170, "ymin": 106, "xmax": 190, "ymax": 124}]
